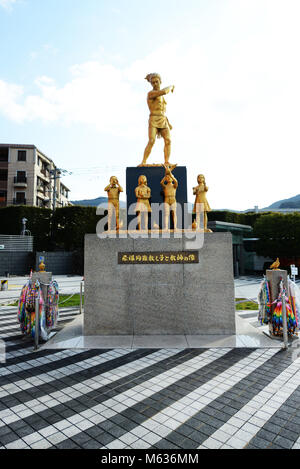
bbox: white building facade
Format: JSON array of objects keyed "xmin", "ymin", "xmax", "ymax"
[{"xmin": 0, "ymin": 144, "xmax": 70, "ymax": 209}]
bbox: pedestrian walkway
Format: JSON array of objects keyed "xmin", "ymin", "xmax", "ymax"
[{"xmin": 0, "ymin": 306, "xmax": 300, "ymax": 449}]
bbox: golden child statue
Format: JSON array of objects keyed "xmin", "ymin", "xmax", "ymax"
[
  {"xmin": 104, "ymin": 176, "xmax": 123, "ymax": 231},
  {"xmin": 193, "ymin": 174, "xmax": 212, "ymax": 232},
  {"xmin": 135, "ymin": 175, "xmax": 152, "ymax": 230},
  {"xmin": 140, "ymin": 73, "xmax": 175, "ymax": 166},
  {"xmin": 161, "ymin": 163, "xmax": 178, "ymax": 230}
]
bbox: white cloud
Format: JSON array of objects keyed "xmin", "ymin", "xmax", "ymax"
[
  {"xmin": 0, "ymin": 0, "xmax": 17, "ymax": 10},
  {"xmin": 1, "ymin": 0, "xmax": 300, "ymax": 209},
  {"xmin": 29, "ymin": 51, "xmax": 38, "ymax": 61},
  {"xmin": 43, "ymin": 44, "xmax": 58, "ymax": 55},
  {"xmin": 0, "ymin": 62, "xmax": 144, "ymax": 136},
  {"xmin": 0, "ymin": 80, "xmax": 26, "ymax": 122}
]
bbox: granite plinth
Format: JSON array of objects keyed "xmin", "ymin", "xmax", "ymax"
[
  {"xmin": 126, "ymin": 166, "xmax": 188, "ymax": 230},
  {"xmin": 32, "ymin": 271, "xmax": 52, "ymax": 303},
  {"xmin": 84, "ymin": 233, "xmax": 236, "ymax": 336}
]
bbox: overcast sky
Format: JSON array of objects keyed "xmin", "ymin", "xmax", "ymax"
[{"xmin": 0, "ymin": 0, "xmax": 299, "ymax": 210}]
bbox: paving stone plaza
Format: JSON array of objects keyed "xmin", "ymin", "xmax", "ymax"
[{"xmin": 1, "ymin": 287, "xmax": 300, "ymax": 451}]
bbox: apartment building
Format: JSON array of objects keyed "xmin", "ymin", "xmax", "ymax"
[{"xmin": 0, "ymin": 144, "xmax": 70, "ymax": 208}]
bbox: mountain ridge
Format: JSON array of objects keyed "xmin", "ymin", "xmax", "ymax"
[
  {"xmin": 71, "ymin": 193, "xmax": 300, "ymax": 211},
  {"xmin": 264, "ymin": 193, "xmax": 300, "ymax": 209},
  {"xmin": 71, "ymin": 196, "xmax": 126, "ymax": 208}
]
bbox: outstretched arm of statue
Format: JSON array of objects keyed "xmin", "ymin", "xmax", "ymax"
[
  {"xmin": 163, "ymin": 85, "xmax": 175, "ymax": 94},
  {"xmin": 148, "ymin": 85, "xmax": 175, "ymax": 99}
]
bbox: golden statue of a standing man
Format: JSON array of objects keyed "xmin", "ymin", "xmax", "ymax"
[{"xmin": 140, "ymin": 73, "xmax": 175, "ymax": 166}]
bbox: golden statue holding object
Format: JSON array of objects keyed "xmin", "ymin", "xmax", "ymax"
[
  {"xmin": 135, "ymin": 175, "xmax": 152, "ymax": 230},
  {"xmin": 140, "ymin": 73, "xmax": 175, "ymax": 167},
  {"xmin": 161, "ymin": 163, "xmax": 178, "ymax": 230},
  {"xmin": 193, "ymin": 174, "xmax": 212, "ymax": 232},
  {"xmin": 104, "ymin": 176, "xmax": 123, "ymax": 231}
]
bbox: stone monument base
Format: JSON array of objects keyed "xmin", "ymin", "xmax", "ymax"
[{"xmin": 84, "ymin": 232, "xmax": 235, "ymax": 336}]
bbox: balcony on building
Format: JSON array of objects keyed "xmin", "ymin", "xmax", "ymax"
[
  {"xmin": 37, "ymin": 183, "xmax": 45, "ymax": 194},
  {"xmin": 40, "ymin": 166, "xmax": 50, "ymax": 178},
  {"xmin": 13, "ymin": 176, "xmax": 27, "ymax": 188}
]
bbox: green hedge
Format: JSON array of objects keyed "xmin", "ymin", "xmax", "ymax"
[
  {"xmin": 253, "ymin": 213, "xmax": 300, "ymax": 258},
  {"xmin": 208, "ymin": 210, "xmax": 267, "ymax": 227},
  {"xmin": 0, "ymin": 205, "xmax": 104, "ymax": 251},
  {"xmin": 2, "ymin": 206, "xmax": 300, "ymax": 259},
  {"xmin": 208, "ymin": 210, "xmax": 240, "ymax": 224},
  {"xmin": 52, "ymin": 206, "xmax": 103, "ymax": 251}
]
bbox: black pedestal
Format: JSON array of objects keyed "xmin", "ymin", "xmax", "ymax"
[{"xmin": 126, "ymin": 166, "xmax": 188, "ymax": 229}]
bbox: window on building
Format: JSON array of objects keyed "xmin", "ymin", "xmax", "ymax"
[
  {"xmin": 16, "ymin": 192, "xmax": 25, "ymax": 201},
  {"xmin": 0, "ymin": 147, "xmax": 8, "ymax": 162},
  {"xmin": 18, "ymin": 150, "xmax": 27, "ymax": 161},
  {"xmin": 16, "ymin": 171, "xmax": 26, "ymax": 182},
  {"xmin": 14, "ymin": 192, "xmax": 26, "ymax": 205},
  {"xmin": 0, "ymin": 191, "xmax": 7, "ymax": 206},
  {"xmin": 0, "ymin": 169, "xmax": 8, "ymax": 181}
]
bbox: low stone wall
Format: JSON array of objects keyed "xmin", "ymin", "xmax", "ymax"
[
  {"xmin": 0, "ymin": 251, "xmax": 81, "ymax": 276},
  {"xmin": 0, "ymin": 251, "xmax": 34, "ymax": 276},
  {"xmin": 35, "ymin": 251, "xmax": 75, "ymax": 275}
]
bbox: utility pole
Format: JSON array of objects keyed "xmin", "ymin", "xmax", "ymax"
[
  {"xmin": 50, "ymin": 168, "xmax": 62, "ymax": 212},
  {"xmin": 50, "ymin": 167, "xmax": 71, "ymax": 211},
  {"xmin": 49, "ymin": 167, "xmax": 69, "ymax": 249}
]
